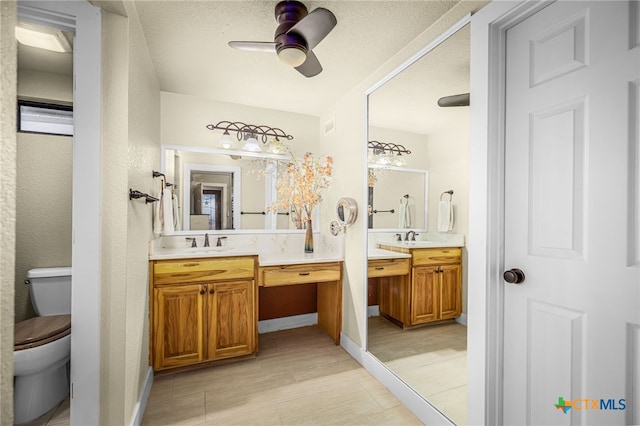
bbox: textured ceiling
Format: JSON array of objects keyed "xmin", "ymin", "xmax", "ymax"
[
  {"xmin": 134, "ymin": 0, "xmax": 462, "ymax": 116},
  {"xmin": 18, "ymin": 1, "xmax": 480, "ymax": 133}
]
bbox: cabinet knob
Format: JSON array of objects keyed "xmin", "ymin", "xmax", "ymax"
[
  {"xmin": 299, "ymin": 272, "xmax": 310, "ymax": 276},
  {"xmin": 199, "ymin": 289, "xmax": 205, "ymax": 295},
  {"xmin": 503, "ymin": 268, "xmax": 525, "ymax": 284},
  {"xmin": 209, "ymin": 289, "xmax": 215, "ymax": 294},
  {"xmin": 375, "ymin": 267, "xmax": 384, "ymax": 270}
]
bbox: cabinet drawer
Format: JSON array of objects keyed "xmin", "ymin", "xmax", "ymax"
[
  {"xmin": 412, "ymin": 248, "xmax": 461, "ymax": 266},
  {"xmin": 153, "ymin": 257, "xmax": 255, "ymax": 285},
  {"xmin": 368, "ymin": 258, "xmax": 410, "ymax": 278},
  {"xmin": 260, "ymin": 262, "xmax": 341, "ymax": 287}
]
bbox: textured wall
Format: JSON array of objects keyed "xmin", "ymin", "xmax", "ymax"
[
  {"xmin": 124, "ymin": 1, "xmax": 160, "ymax": 420},
  {"xmin": 99, "ymin": 3, "xmax": 160, "ymax": 424},
  {"xmin": 15, "ymin": 70, "xmax": 73, "ymax": 323},
  {"xmin": 15, "ymin": 134, "xmax": 72, "ymax": 322},
  {"xmin": 0, "ymin": 1, "xmax": 17, "ymax": 423}
]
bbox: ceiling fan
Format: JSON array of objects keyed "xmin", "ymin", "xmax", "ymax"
[
  {"xmin": 437, "ymin": 93, "xmax": 470, "ymax": 107},
  {"xmin": 228, "ymin": 1, "xmax": 337, "ymax": 78}
]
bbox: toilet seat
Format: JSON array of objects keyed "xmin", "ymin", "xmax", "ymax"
[{"xmin": 14, "ymin": 314, "xmax": 71, "ymax": 351}]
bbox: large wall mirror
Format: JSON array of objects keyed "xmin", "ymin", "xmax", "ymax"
[
  {"xmin": 366, "ymin": 21, "xmax": 470, "ymax": 425},
  {"xmin": 161, "ymin": 145, "xmax": 319, "ymax": 233}
]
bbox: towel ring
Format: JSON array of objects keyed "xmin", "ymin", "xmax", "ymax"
[{"xmin": 440, "ymin": 190, "xmax": 454, "ymax": 201}]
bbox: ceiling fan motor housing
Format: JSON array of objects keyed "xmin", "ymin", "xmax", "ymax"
[{"xmin": 274, "ymin": 0, "xmax": 308, "ymax": 55}]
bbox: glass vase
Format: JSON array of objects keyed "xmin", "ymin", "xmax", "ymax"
[{"xmin": 304, "ymin": 219, "xmax": 314, "ymax": 253}]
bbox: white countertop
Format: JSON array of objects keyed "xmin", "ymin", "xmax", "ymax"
[
  {"xmin": 368, "ymin": 248, "xmax": 411, "ymax": 260},
  {"xmin": 149, "ymin": 246, "xmax": 343, "ymax": 266}
]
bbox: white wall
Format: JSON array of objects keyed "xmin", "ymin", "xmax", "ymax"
[
  {"xmin": 161, "ymin": 92, "xmax": 319, "ymax": 158},
  {"xmin": 15, "ymin": 69, "xmax": 73, "ymax": 323},
  {"xmin": 100, "ymin": 3, "xmax": 160, "ymax": 424}
]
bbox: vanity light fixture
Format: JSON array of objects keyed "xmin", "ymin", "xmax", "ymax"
[
  {"xmin": 206, "ymin": 121, "xmax": 293, "ymax": 153},
  {"xmin": 368, "ymin": 141, "xmax": 411, "ymax": 167}
]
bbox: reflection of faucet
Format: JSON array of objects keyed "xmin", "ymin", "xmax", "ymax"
[
  {"xmin": 405, "ymin": 230, "xmax": 416, "ymax": 241},
  {"xmin": 204, "ymin": 233, "xmax": 210, "ymax": 247},
  {"xmin": 216, "ymin": 236, "xmax": 227, "ymax": 247}
]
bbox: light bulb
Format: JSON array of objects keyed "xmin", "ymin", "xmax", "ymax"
[
  {"xmin": 218, "ymin": 131, "xmax": 234, "ymax": 149},
  {"xmin": 277, "ymin": 46, "xmax": 306, "ymax": 67},
  {"xmin": 393, "ymin": 154, "xmax": 406, "ymax": 167},
  {"xmin": 242, "ymin": 135, "xmax": 261, "ymax": 152}
]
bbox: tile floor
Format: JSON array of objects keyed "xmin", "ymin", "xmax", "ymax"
[
  {"xmin": 367, "ymin": 318, "xmax": 467, "ymax": 425},
  {"xmin": 24, "ymin": 325, "xmax": 423, "ymax": 425}
]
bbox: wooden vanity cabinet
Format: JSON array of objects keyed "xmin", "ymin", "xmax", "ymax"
[
  {"xmin": 150, "ymin": 256, "xmax": 258, "ymax": 372},
  {"xmin": 374, "ymin": 246, "xmax": 462, "ymax": 328},
  {"xmin": 411, "ymin": 248, "xmax": 462, "ymax": 325},
  {"xmin": 368, "ymin": 258, "xmax": 411, "ymax": 325}
]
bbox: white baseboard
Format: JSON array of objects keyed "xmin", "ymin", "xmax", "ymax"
[
  {"xmin": 340, "ymin": 333, "xmax": 454, "ymax": 426},
  {"xmin": 129, "ymin": 366, "xmax": 153, "ymax": 426},
  {"xmin": 258, "ymin": 313, "xmax": 318, "ymax": 334},
  {"xmin": 456, "ymin": 313, "xmax": 468, "ymax": 326}
]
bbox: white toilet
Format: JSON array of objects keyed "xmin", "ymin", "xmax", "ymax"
[{"xmin": 14, "ymin": 267, "xmax": 71, "ymax": 425}]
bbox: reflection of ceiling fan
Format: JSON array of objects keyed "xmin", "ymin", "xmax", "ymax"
[
  {"xmin": 228, "ymin": 1, "xmax": 337, "ymax": 78},
  {"xmin": 437, "ymin": 93, "xmax": 470, "ymax": 107}
]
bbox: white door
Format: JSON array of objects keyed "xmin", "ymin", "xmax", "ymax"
[{"xmin": 503, "ymin": 1, "xmax": 640, "ymax": 425}]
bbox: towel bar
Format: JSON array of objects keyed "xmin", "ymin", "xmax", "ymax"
[
  {"xmin": 440, "ymin": 190, "xmax": 454, "ymax": 201},
  {"xmin": 129, "ymin": 189, "xmax": 158, "ymax": 204}
]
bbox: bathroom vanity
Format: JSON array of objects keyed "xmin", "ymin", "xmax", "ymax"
[
  {"xmin": 149, "ymin": 256, "xmax": 258, "ymax": 371},
  {"xmin": 148, "ymin": 236, "xmax": 343, "ymax": 372},
  {"xmin": 370, "ymin": 242, "xmax": 463, "ymax": 328}
]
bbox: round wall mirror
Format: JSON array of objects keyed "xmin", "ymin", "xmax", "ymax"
[{"xmin": 336, "ymin": 197, "xmax": 357, "ymax": 227}]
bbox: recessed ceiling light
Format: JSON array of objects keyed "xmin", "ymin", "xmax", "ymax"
[{"xmin": 15, "ymin": 22, "xmax": 72, "ymax": 53}]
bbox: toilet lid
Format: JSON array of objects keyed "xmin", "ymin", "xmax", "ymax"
[{"xmin": 14, "ymin": 314, "xmax": 71, "ymax": 351}]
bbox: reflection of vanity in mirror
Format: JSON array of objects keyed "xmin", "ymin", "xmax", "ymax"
[
  {"xmin": 161, "ymin": 145, "xmax": 319, "ymax": 233},
  {"xmin": 365, "ymin": 21, "xmax": 470, "ymax": 425}
]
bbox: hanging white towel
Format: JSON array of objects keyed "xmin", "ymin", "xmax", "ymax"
[
  {"xmin": 153, "ymin": 189, "xmax": 164, "ymax": 235},
  {"xmin": 172, "ymin": 193, "xmax": 181, "ymax": 231},
  {"xmin": 437, "ymin": 200, "xmax": 454, "ymax": 232},
  {"xmin": 398, "ymin": 198, "xmax": 411, "ymax": 228},
  {"xmin": 162, "ymin": 187, "xmax": 175, "ymax": 233},
  {"xmin": 153, "ymin": 187, "xmax": 175, "ymax": 235}
]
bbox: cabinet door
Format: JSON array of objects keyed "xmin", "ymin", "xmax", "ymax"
[
  {"xmin": 153, "ymin": 284, "xmax": 205, "ymax": 370},
  {"xmin": 439, "ymin": 264, "xmax": 462, "ymax": 320},
  {"xmin": 411, "ymin": 266, "xmax": 439, "ymax": 324},
  {"xmin": 207, "ymin": 280, "xmax": 256, "ymax": 360}
]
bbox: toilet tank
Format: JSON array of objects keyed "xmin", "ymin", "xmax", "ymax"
[{"xmin": 27, "ymin": 267, "xmax": 72, "ymax": 316}]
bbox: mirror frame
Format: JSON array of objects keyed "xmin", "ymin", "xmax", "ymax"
[
  {"xmin": 160, "ymin": 143, "xmax": 320, "ymax": 235},
  {"xmin": 361, "ymin": 13, "xmax": 471, "ymax": 424}
]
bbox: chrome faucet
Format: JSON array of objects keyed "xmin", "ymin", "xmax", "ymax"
[
  {"xmin": 204, "ymin": 233, "xmax": 210, "ymax": 247},
  {"xmin": 395, "ymin": 233, "xmax": 403, "ymax": 242},
  {"xmin": 186, "ymin": 237, "xmax": 197, "ymax": 248},
  {"xmin": 405, "ymin": 230, "xmax": 417, "ymax": 241},
  {"xmin": 216, "ymin": 236, "xmax": 227, "ymax": 247}
]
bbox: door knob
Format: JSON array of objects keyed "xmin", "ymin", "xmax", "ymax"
[{"xmin": 503, "ymin": 268, "xmax": 525, "ymax": 284}]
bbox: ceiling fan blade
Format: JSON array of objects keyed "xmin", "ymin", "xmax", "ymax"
[
  {"xmin": 228, "ymin": 41, "xmax": 277, "ymax": 53},
  {"xmin": 295, "ymin": 50, "xmax": 322, "ymax": 78},
  {"xmin": 437, "ymin": 93, "xmax": 470, "ymax": 107},
  {"xmin": 287, "ymin": 8, "xmax": 337, "ymax": 51}
]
